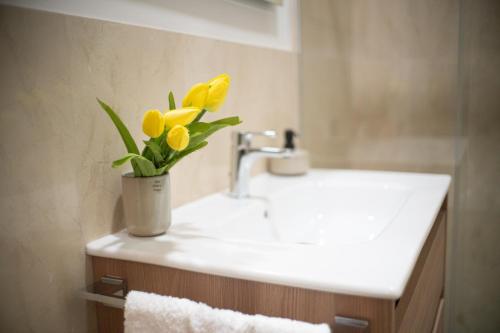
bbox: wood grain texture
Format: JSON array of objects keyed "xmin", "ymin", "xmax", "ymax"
[
  {"xmin": 95, "ymin": 303, "xmax": 123, "ymax": 333},
  {"xmin": 92, "ymin": 256, "xmax": 394, "ymax": 333},
  {"xmin": 91, "ymin": 202, "xmax": 448, "ymax": 333},
  {"xmin": 395, "ymin": 210, "xmax": 446, "ymax": 333}
]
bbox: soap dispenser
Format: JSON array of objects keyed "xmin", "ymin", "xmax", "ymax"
[{"xmin": 268, "ymin": 129, "xmax": 309, "ymax": 176}]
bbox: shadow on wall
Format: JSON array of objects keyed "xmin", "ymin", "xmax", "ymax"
[
  {"xmin": 448, "ymin": 0, "xmax": 500, "ymax": 332},
  {"xmin": 113, "ymin": 196, "xmax": 125, "ymax": 233}
]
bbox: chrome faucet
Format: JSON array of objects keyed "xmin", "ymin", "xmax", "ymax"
[{"xmin": 229, "ymin": 130, "xmax": 292, "ymax": 198}]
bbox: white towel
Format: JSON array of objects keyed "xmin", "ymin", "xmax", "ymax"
[{"xmin": 124, "ymin": 290, "xmax": 331, "ymax": 333}]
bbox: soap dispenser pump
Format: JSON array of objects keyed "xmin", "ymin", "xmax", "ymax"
[
  {"xmin": 268, "ymin": 129, "xmax": 309, "ymax": 176},
  {"xmin": 284, "ymin": 129, "xmax": 297, "ymax": 150}
]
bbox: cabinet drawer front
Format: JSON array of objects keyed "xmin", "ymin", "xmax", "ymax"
[{"xmin": 396, "ymin": 211, "xmax": 446, "ymax": 333}]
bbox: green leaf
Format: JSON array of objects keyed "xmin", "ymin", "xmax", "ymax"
[
  {"xmin": 97, "ymin": 98, "xmax": 141, "ymax": 176},
  {"xmin": 135, "ymin": 158, "xmax": 157, "ymax": 177},
  {"xmin": 112, "ymin": 153, "xmax": 138, "ymax": 168},
  {"xmin": 187, "ymin": 116, "xmax": 242, "ymax": 148},
  {"xmin": 142, "ymin": 145, "xmax": 155, "ymax": 164},
  {"xmin": 155, "ymin": 141, "xmax": 208, "ymax": 175},
  {"xmin": 112, "ymin": 153, "xmax": 157, "ymax": 177},
  {"xmin": 143, "ymin": 140, "xmax": 164, "ymax": 164},
  {"xmin": 178, "ymin": 140, "xmax": 208, "ymax": 159},
  {"xmin": 193, "ymin": 109, "xmax": 206, "ymax": 123},
  {"xmin": 187, "ymin": 122, "xmax": 211, "ymax": 135},
  {"xmin": 150, "ymin": 130, "xmax": 173, "ymax": 161},
  {"xmin": 168, "ymin": 91, "xmax": 176, "ymax": 110},
  {"xmin": 140, "ymin": 132, "xmax": 172, "ymax": 169},
  {"xmin": 210, "ymin": 116, "xmax": 242, "ymax": 126},
  {"xmin": 97, "ymin": 99, "xmax": 139, "ymax": 154}
]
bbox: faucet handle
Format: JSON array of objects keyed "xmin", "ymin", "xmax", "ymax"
[
  {"xmin": 234, "ymin": 130, "xmax": 276, "ymax": 146},
  {"xmin": 242, "ymin": 130, "xmax": 276, "ymax": 142}
]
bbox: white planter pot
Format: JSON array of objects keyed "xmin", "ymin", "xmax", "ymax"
[{"xmin": 121, "ymin": 172, "xmax": 171, "ymax": 236}]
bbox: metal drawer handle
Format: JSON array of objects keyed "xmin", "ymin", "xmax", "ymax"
[{"xmin": 334, "ymin": 315, "xmax": 370, "ymax": 332}]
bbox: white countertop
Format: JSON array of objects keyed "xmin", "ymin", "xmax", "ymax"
[{"xmin": 87, "ymin": 169, "xmax": 450, "ymax": 299}]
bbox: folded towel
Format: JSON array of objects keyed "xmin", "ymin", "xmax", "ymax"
[{"xmin": 124, "ymin": 290, "xmax": 331, "ymax": 333}]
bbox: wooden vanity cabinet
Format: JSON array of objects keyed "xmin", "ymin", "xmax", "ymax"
[{"xmin": 91, "ymin": 200, "xmax": 447, "ymax": 333}]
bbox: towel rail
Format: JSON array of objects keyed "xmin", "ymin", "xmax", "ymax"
[
  {"xmin": 80, "ymin": 288, "xmax": 125, "ymax": 309},
  {"xmin": 80, "ymin": 275, "xmax": 126, "ymax": 309},
  {"xmin": 81, "ymin": 275, "xmax": 370, "ymax": 331}
]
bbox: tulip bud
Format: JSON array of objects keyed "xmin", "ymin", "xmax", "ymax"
[
  {"xmin": 182, "ymin": 83, "xmax": 209, "ymax": 109},
  {"xmin": 164, "ymin": 107, "xmax": 201, "ymax": 129},
  {"xmin": 167, "ymin": 125, "xmax": 190, "ymax": 151},
  {"xmin": 142, "ymin": 109, "xmax": 165, "ymax": 138},
  {"xmin": 205, "ymin": 73, "xmax": 230, "ymax": 112}
]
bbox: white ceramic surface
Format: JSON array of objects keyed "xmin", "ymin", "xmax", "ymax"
[{"xmin": 87, "ymin": 169, "xmax": 450, "ymax": 299}]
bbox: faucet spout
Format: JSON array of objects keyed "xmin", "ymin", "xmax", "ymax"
[{"xmin": 229, "ymin": 131, "xmax": 291, "ymax": 198}]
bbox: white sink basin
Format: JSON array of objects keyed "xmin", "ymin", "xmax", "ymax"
[
  {"xmin": 170, "ymin": 176, "xmax": 412, "ymax": 245},
  {"xmin": 87, "ymin": 169, "xmax": 450, "ymax": 299}
]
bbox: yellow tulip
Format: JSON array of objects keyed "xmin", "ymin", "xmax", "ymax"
[
  {"xmin": 164, "ymin": 107, "xmax": 201, "ymax": 129},
  {"xmin": 182, "ymin": 83, "xmax": 209, "ymax": 109},
  {"xmin": 142, "ymin": 109, "xmax": 165, "ymax": 138},
  {"xmin": 208, "ymin": 73, "xmax": 230, "ymax": 85},
  {"xmin": 205, "ymin": 73, "xmax": 230, "ymax": 112},
  {"xmin": 167, "ymin": 125, "xmax": 189, "ymax": 151}
]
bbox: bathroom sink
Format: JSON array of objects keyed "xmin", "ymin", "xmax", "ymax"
[
  {"xmin": 169, "ymin": 176, "xmax": 412, "ymax": 245},
  {"xmin": 87, "ymin": 169, "xmax": 450, "ymax": 299}
]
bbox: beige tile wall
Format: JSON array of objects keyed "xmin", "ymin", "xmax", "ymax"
[
  {"xmin": 300, "ymin": 0, "xmax": 458, "ymax": 174},
  {"xmin": 301, "ymin": 1, "xmax": 500, "ymax": 333},
  {"xmin": 449, "ymin": 1, "xmax": 500, "ymax": 332},
  {"xmin": 300, "ymin": 4, "xmax": 460, "ymax": 328},
  {"xmin": 0, "ymin": 5, "xmax": 299, "ymax": 332}
]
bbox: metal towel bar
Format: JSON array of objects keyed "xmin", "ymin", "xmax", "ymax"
[
  {"xmin": 81, "ymin": 275, "xmax": 370, "ymax": 331},
  {"xmin": 80, "ymin": 288, "xmax": 125, "ymax": 309},
  {"xmin": 80, "ymin": 275, "xmax": 126, "ymax": 309}
]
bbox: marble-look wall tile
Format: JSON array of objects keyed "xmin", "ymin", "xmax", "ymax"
[
  {"xmin": 300, "ymin": 0, "xmax": 458, "ymax": 174},
  {"xmin": 301, "ymin": 1, "xmax": 500, "ymax": 333},
  {"xmin": 300, "ymin": 6, "xmax": 460, "ymax": 330},
  {"xmin": 449, "ymin": 1, "xmax": 500, "ymax": 332},
  {"xmin": 0, "ymin": 5, "xmax": 299, "ymax": 332}
]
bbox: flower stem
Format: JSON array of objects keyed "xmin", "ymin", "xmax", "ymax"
[{"xmin": 193, "ymin": 109, "xmax": 207, "ymax": 123}]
